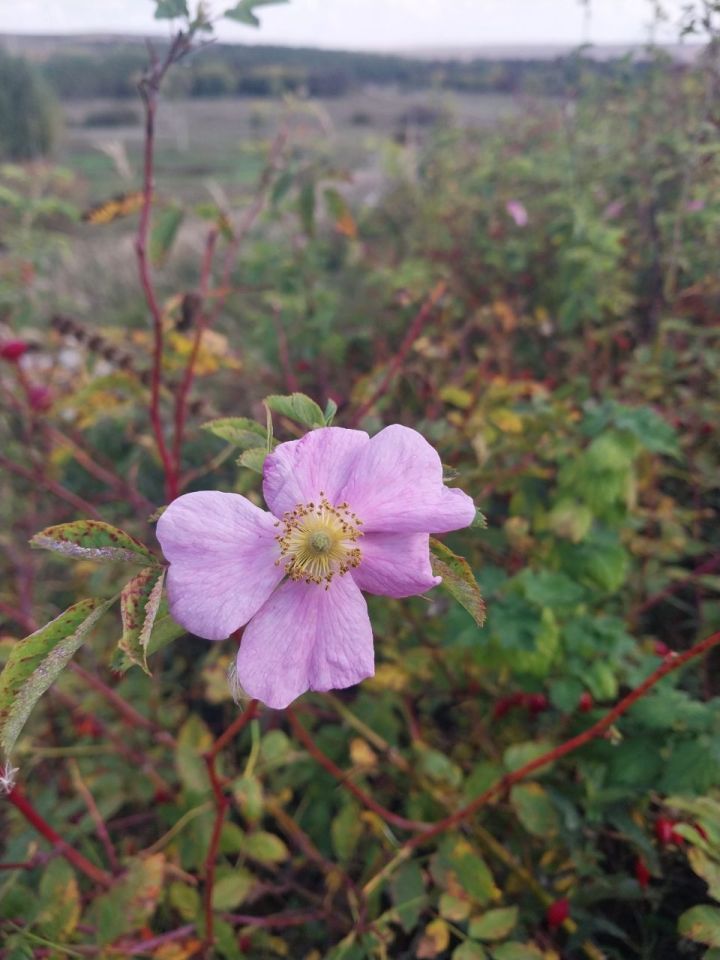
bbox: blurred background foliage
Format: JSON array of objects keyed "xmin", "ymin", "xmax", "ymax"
[{"xmin": 1, "ymin": 2, "xmax": 720, "ymax": 958}]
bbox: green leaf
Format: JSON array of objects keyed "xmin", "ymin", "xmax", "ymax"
[
  {"xmin": 87, "ymin": 854, "xmax": 165, "ymax": 943},
  {"xmin": 154, "ymin": 0, "xmax": 189, "ymax": 17},
  {"xmin": 224, "ymin": 0, "xmax": 289, "ymax": 27},
  {"xmin": 175, "ymin": 715, "xmax": 213, "ymax": 795},
  {"xmin": 244, "ymin": 831, "xmax": 289, "ymax": 863},
  {"xmin": 331, "ymin": 802, "xmax": 363, "ymax": 862},
  {"xmin": 119, "ymin": 567, "xmax": 166, "ymax": 675},
  {"xmin": 390, "ymin": 860, "xmax": 426, "ymax": 933},
  {"xmin": 430, "ymin": 538, "xmax": 486, "ymax": 627},
  {"xmin": 324, "ymin": 398, "xmax": 338, "ymax": 425},
  {"xmin": 37, "ymin": 860, "xmax": 80, "ymax": 940},
  {"xmin": 30, "ymin": 521, "xmax": 156, "ymax": 565},
  {"xmin": 491, "ymin": 944, "xmax": 544, "ymax": 960},
  {"xmin": 150, "ymin": 204, "xmax": 184, "ymax": 267},
  {"xmin": 468, "ymin": 907, "xmax": 519, "ymax": 941},
  {"xmin": 688, "ymin": 849, "xmax": 720, "ymax": 901},
  {"xmin": 212, "ymin": 870, "xmax": 254, "ymax": 910},
  {"xmin": 510, "ymin": 783, "xmax": 559, "ymax": 837},
  {"xmin": 679, "ymin": 906, "xmax": 720, "ymax": 946},
  {"xmin": 264, "ymin": 392, "xmax": 326, "ymax": 428},
  {"xmin": 237, "ymin": 447, "xmax": 268, "ymax": 473},
  {"xmin": 232, "ymin": 775, "xmax": 264, "ymax": 823},
  {"xmin": 0, "ymin": 598, "xmax": 114, "ymax": 774},
  {"xmin": 202, "ymin": 417, "xmax": 267, "ymax": 450},
  {"xmin": 453, "ymin": 945, "xmax": 488, "ymax": 960},
  {"xmin": 168, "ymin": 882, "xmax": 200, "ymax": 921}
]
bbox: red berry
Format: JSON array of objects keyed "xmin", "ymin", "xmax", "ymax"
[
  {"xmin": 654, "ymin": 641, "xmax": 671, "ymax": 657},
  {"xmin": 28, "ymin": 385, "xmax": 52, "ymax": 411},
  {"xmin": 546, "ymin": 898, "xmax": 570, "ymax": 928},
  {"xmin": 492, "ymin": 692, "xmax": 524, "ymax": 720},
  {"xmin": 655, "ymin": 817, "xmax": 677, "ymax": 845},
  {"xmin": 578, "ymin": 692, "xmax": 593, "ymax": 712},
  {"xmin": 0, "ymin": 340, "xmax": 29, "ymax": 362},
  {"xmin": 635, "ymin": 857, "xmax": 651, "ymax": 889},
  {"xmin": 526, "ymin": 693, "xmax": 549, "ymax": 715}
]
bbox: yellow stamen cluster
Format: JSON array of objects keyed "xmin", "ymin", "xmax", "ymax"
[{"xmin": 275, "ymin": 493, "xmax": 363, "ymax": 587}]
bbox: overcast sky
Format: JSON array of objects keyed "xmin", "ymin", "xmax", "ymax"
[{"xmin": 0, "ymin": 0, "xmax": 690, "ymax": 50}]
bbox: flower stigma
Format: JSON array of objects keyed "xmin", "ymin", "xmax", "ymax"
[{"xmin": 275, "ymin": 493, "xmax": 363, "ymax": 587}]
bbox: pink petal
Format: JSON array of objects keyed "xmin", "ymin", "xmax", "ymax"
[
  {"xmin": 339, "ymin": 424, "xmax": 476, "ymax": 534},
  {"xmin": 263, "ymin": 427, "xmax": 369, "ymax": 517},
  {"xmin": 156, "ymin": 491, "xmax": 283, "ymax": 641},
  {"xmin": 352, "ymin": 532, "xmax": 440, "ymax": 598},
  {"xmin": 236, "ymin": 575, "xmax": 374, "ymax": 709}
]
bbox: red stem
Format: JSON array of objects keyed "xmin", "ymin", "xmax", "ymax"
[
  {"xmin": 290, "ymin": 629, "xmax": 720, "ymax": 853},
  {"xmin": 403, "ymin": 629, "xmax": 720, "ymax": 851},
  {"xmin": 202, "ymin": 700, "xmax": 259, "ymax": 956},
  {"xmin": 349, "ymin": 281, "xmax": 447, "ymax": 427},
  {"xmin": 172, "ymin": 229, "xmax": 218, "ymax": 473},
  {"xmin": 286, "ymin": 707, "xmax": 423, "ymax": 832},
  {"xmin": 6, "ymin": 786, "xmax": 112, "ymax": 888}
]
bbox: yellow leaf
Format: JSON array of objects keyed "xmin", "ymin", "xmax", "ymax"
[
  {"xmin": 491, "ymin": 409, "xmax": 523, "ymax": 433},
  {"xmin": 440, "ymin": 386, "xmax": 474, "ymax": 409},
  {"xmin": 350, "ymin": 737, "xmax": 378, "ymax": 769},
  {"xmin": 417, "ymin": 918, "xmax": 451, "ymax": 958},
  {"xmin": 368, "ymin": 663, "xmax": 408, "ymax": 692}
]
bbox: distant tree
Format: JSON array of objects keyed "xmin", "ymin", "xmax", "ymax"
[{"xmin": 0, "ymin": 50, "xmax": 57, "ymax": 160}]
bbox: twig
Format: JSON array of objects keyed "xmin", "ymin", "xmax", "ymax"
[
  {"xmin": 0, "ymin": 455, "xmax": 103, "ymax": 520},
  {"xmin": 69, "ymin": 662, "xmax": 176, "ymax": 748},
  {"xmin": 5, "ymin": 787, "xmax": 112, "ymax": 888},
  {"xmin": 68, "ymin": 759, "xmax": 120, "ymax": 873},
  {"xmin": 201, "ymin": 700, "xmax": 260, "ymax": 956},
  {"xmin": 286, "ymin": 707, "xmax": 422, "ymax": 832},
  {"xmin": 349, "ymin": 281, "xmax": 447, "ymax": 427}
]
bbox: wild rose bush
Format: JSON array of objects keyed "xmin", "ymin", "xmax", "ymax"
[{"xmin": 2, "ymin": 3, "xmax": 720, "ymax": 959}]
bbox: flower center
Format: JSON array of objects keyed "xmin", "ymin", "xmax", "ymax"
[{"xmin": 275, "ymin": 493, "xmax": 363, "ymax": 587}]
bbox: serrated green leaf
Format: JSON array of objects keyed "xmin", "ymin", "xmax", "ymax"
[
  {"xmin": 264, "ymin": 392, "xmax": 326, "ymax": 428},
  {"xmin": 468, "ymin": 907, "xmax": 519, "ymax": 941},
  {"xmin": 491, "ymin": 944, "xmax": 544, "ymax": 960},
  {"xmin": 202, "ymin": 417, "xmax": 267, "ymax": 450},
  {"xmin": 237, "ymin": 447, "xmax": 268, "ymax": 473},
  {"xmin": 86, "ymin": 854, "xmax": 165, "ymax": 944},
  {"xmin": 119, "ymin": 567, "xmax": 166, "ymax": 675},
  {"xmin": 453, "ymin": 944, "xmax": 487, "ymax": 960},
  {"xmin": 430, "ymin": 538, "xmax": 486, "ymax": 627},
  {"xmin": 0, "ymin": 598, "xmax": 114, "ymax": 771},
  {"xmin": 212, "ymin": 870, "xmax": 254, "ymax": 910},
  {"xmin": 679, "ymin": 905, "xmax": 720, "ymax": 946},
  {"xmin": 30, "ymin": 521, "xmax": 156, "ymax": 565},
  {"xmin": 224, "ymin": 0, "xmax": 289, "ymax": 27},
  {"xmin": 244, "ymin": 831, "xmax": 289, "ymax": 863},
  {"xmin": 176, "ymin": 715, "xmax": 213, "ymax": 795},
  {"xmin": 150, "ymin": 205, "xmax": 184, "ymax": 267},
  {"xmin": 510, "ymin": 783, "xmax": 559, "ymax": 838},
  {"xmin": 390, "ymin": 860, "xmax": 426, "ymax": 933},
  {"xmin": 37, "ymin": 860, "xmax": 80, "ymax": 940}
]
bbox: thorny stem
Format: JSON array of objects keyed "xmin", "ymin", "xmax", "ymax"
[
  {"xmin": 201, "ymin": 699, "xmax": 259, "ymax": 956},
  {"xmin": 6, "ymin": 787, "xmax": 112, "ymax": 888}
]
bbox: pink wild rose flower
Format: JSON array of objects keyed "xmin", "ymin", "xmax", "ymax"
[{"xmin": 156, "ymin": 425, "xmax": 476, "ymax": 709}]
